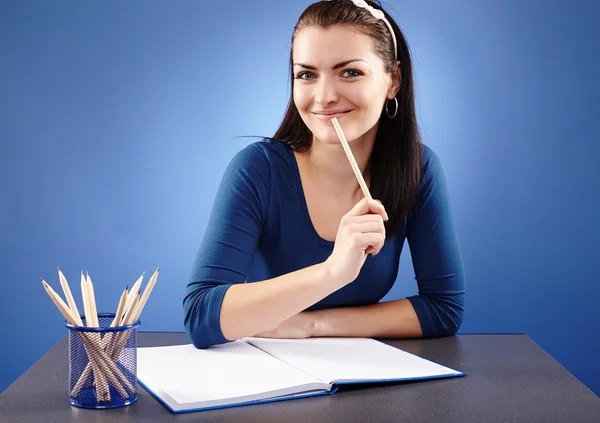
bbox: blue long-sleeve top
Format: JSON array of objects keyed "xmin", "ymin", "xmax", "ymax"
[{"xmin": 184, "ymin": 139, "xmax": 465, "ymax": 349}]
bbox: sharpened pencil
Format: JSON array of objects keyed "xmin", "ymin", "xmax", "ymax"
[{"xmin": 330, "ymin": 117, "xmax": 372, "ymax": 200}]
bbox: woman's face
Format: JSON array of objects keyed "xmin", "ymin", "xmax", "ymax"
[{"xmin": 292, "ymin": 25, "xmax": 397, "ymax": 145}]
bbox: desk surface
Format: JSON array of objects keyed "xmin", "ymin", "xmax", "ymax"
[{"xmin": 1, "ymin": 333, "xmax": 598, "ymax": 422}]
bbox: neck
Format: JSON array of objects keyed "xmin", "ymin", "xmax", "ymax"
[{"xmin": 304, "ymin": 128, "xmax": 377, "ymax": 198}]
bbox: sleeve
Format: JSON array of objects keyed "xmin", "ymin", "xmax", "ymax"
[
  {"xmin": 183, "ymin": 143, "xmax": 271, "ymax": 349},
  {"xmin": 405, "ymin": 145, "xmax": 466, "ymax": 337}
]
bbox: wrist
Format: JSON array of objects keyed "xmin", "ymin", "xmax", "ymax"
[
  {"xmin": 305, "ymin": 310, "xmax": 322, "ymax": 337},
  {"xmin": 321, "ymin": 258, "xmax": 348, "ymax": 287}
]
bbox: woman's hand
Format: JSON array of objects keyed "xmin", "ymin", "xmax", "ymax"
[
  {"xmin": 253, "ymin": 312, "xmax": 315, "ymax": 339},
  {"xmin": 325, "ymin": 197, "xmax": 388, "ymax": 286}
]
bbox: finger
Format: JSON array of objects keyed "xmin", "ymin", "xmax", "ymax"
[
  {"xmin": 354, "ymin": 232, "xmax": 385, "ymax": 253},
  {"xmin": 346, "ymin": 197, "xmax": 388, "ymax": 221},
  {"xmin": 361, "ymin": 234, "xmax": 384, "ymax": 256},
  {"xmin": 345, "ymin": 197, "xmax": 370, "ymax": 217},
  {"xmin": 340, "ymin": 214, "xmax": 385, "ymax": 232},
  {"xmin": 365, "ymin": 241, "xmax": 385, "ymax": 256},
  {"xmin": 346, "ymin": 197, "xmax": 386, "ymax": 217},
  {"xmin": 348, "ymin": 222, "xmax": 386, "ymax": 239},
  {"xmin": 344, "ymin": 214, "xmax": 385, "ymax": 225},
  {"xmin": 370, "ymin": 199, "xmax": 389, "ymax": 222},
  {"xmin": 359, "ymin": 224, "xmax": 386, "ymax": 255},
  {"xmin": 345, "ymin": 218, "xmax": 386, "ymax": 247}
]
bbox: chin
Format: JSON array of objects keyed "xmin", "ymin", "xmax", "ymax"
[
  {"xmin": 313, "ymin": 127, "xmax": 349, "ymax": 145},
  {"xmin": 308, "ymin": 118, "xmax": 344, "ymax": 140}
]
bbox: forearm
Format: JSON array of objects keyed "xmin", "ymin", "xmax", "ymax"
[
  {"xmin": 220, "ymin": 262, "xmax": 343, "ymax": 341},
  {"xmin": 309, "ymin": 298, "xmax": 423, "ymax": 338}
]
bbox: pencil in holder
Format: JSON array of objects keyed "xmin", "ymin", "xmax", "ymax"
[{"xmin": 66, "ymin": 313, "xmax": 141, "ymax": 409}]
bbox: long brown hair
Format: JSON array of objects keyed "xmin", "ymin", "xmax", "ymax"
[{"xmin": 272, "ymin": 0, "xmax": 422, "ymax": 236}]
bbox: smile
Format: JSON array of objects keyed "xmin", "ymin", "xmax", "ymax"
[{"xmin": 312, "ymin": 110, "xmax": 352, "ymax": 120}]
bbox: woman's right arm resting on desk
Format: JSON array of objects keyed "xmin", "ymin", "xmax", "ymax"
[{"xmin": 183, "ymin": 144, "xmax": 386, "ymax": 348}]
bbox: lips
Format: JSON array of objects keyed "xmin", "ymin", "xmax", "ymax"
[{"xmin": 312, "ymin": 110, "xmax": 352, "ymax": 120}]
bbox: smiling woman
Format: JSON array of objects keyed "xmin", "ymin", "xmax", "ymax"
[
  {"xmin": 292, "ymin": 27, "xmax": 396, "ymax": 148},
  {"xmin": 183, "ymin": 0, "xmax": 465, "ymax": 349}
]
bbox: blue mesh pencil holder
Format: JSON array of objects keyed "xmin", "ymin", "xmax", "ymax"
[{"xmin": 65, "ymin": 313, "xmax": 141, "ymax": 409}]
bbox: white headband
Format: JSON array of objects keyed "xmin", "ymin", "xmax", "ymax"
[{"xmin": 322, "ymin": 0, "xmax": 397, "ymax": 60}]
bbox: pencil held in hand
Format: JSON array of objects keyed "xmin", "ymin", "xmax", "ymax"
[{"xmin": 330, "ymin": 117, "xmax": 372, "ymax": 201}]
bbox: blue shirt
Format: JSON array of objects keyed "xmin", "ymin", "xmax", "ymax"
[{"xmin": 184, "ymin": 139, "xmax": 465, "ymax": 348}]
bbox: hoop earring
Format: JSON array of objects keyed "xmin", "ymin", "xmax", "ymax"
[{"xmin": 386, "ymin": 97, "xmax": 398, "ymax": 119}]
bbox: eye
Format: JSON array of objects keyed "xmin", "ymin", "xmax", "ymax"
[
  {"xmin": 295, "ymin": 71, "xmax": 316, "ymax": 80},
  {"xmin": 341, "ymin": 69, "xmax": 363, "ymax": 78}
]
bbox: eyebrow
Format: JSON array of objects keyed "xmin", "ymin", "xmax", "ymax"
[{"xmin": 292, "ymin": 59, "xmax": 365, "ymax": 70}]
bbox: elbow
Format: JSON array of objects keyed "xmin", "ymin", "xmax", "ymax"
[
  {"xmin": 436, "ymin": 292, "xmax": 465, "ymax": 337},
  {"xmin": 184, "ymin": 320, "xmax": 216, "ymax": 350},
  {"xmin": 182, "ymin": 283, "xmax": 230, "ymax": 350},
  {"xmin": 415, "ymin": 291, "xmax": 465, "ymax": 338},
  {"xmin": 190, "ymin": 335, "xmax": 217, "ymax": 350},
  {"xmin": 438, "ymin": 315, "xmax": 462, "ymax": 337}
]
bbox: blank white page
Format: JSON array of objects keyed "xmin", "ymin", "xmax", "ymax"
[
  {"xmin": 245, "ymin": 337, "xmax": 463, "ymax": 384},
  {"xmin": 137, "ymin": 341, "xmax": 328, "ymax": 409}
]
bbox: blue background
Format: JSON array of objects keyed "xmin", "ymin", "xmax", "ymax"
[{"xmin": 1, "ymin": 0, "xmax": 598, "ymax": 396}]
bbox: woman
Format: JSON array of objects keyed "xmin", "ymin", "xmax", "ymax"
[{"xmin": 184, "ymin": 0, "xmax": 465, "ymax": 348}]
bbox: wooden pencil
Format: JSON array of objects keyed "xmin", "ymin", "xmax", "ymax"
[
  {"xmin": 330, "ymin": 117, "xmax": 372, "ymax": 200},
  {"xmin": 111, "ymin": 287, "xmax": 129, "ymax": 328},
  {"xmin": 108, "ymin": 293, "xmax": 140, "ymax": 359},
  {"xmin": 130, "ymin": 267, "xmax": 160, "ymax": 324},
  {"xmin": 108, "ymin": 268, "xmax": 159, "ymax": 360},
  {"xmin": 86, "ymin": 272, "xmax": 100, "ymax": 327},
  {"xmin": 80, "ymin": 272, "xmax": 91, "ymax": 326},
  {"xmin": 82, "ymin": 273, "xmax": 111, "ymax": 400},
  {"xmin": 125, "ymin": 272, "xmax": 144, "ymax": 312},
  {"xmin": 57, "ymin": 268, "xmax": 80, "ymax": 321},
  {"xmin": 108, "ymin": 269, "xmax": 159, "ymax": 361},
  {"xmin": 106, "ymin": 291, "xmax": 139, "ymax": 358}
]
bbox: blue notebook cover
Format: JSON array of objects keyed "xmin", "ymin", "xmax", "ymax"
[{"xmin": 137, "ymin": 379, "xmax": 339, "ymax": 414}]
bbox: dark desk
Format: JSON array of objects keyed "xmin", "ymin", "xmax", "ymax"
[{"xmin": 1, "ymin": 333, "xmax": 598, "ymax": 422}]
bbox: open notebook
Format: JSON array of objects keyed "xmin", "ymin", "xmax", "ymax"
[{"xmin": 136, "ymin": 337, "xmax": 466, "ymax": 413}]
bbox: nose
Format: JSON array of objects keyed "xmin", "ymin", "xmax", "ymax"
[{"xmin": 314, "ymin": 77, "xmax": 339, "ymax": 106}]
